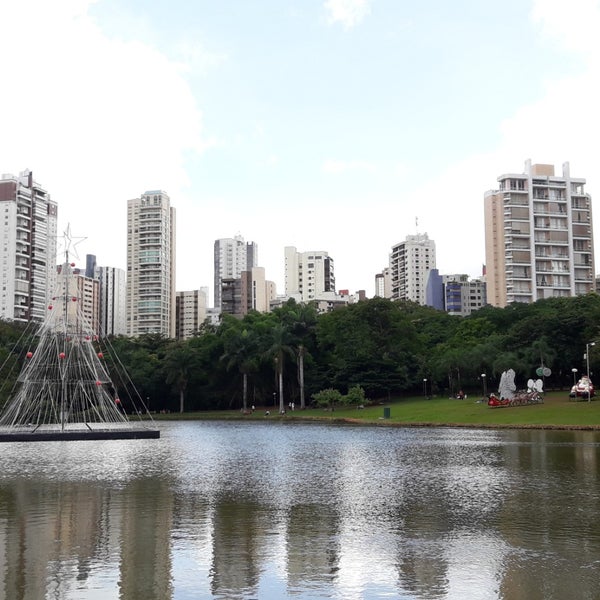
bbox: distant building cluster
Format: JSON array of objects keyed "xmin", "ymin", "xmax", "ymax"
[{"xmin": 0, "ymin": 160, "xmax": 596, "ymax": 338}]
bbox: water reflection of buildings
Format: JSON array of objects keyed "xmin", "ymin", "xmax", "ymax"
[
  {"xmin": 119, "ymin": 478, "xmax": 173, "ymax": 600},
  {"xmin": 285, "ymin": 504, "xmax": 341, "ymax": 589},
  {"xmin": 0, "ymin": 478, "xmax": 173, "ymax": 600},
  {"xmin": 1, "ymin": 428, "xmax": 600, "ymax": 599},
  {"xmin": 209, "ymin": 500, "xmax": 263, "ymax": 596},
  {"xmin": 496, "ymin": 430, "xmax": 600, "ymax": 600},
  {"xmin": 0, "ymin": 481, "xmax": 117, "ymax": 600}
]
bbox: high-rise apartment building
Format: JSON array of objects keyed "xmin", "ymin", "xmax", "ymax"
[
  {"xmin": 175, "ymin": 288, "xmax": 208, "ymax": 339},
  {"xmin": 99, "ymin": 266, "xmax": 127, "ymax": 336},
  {"xmin": 389, "ymin": 233, "xmax": 436, "ymax": 305},
  {"xmin": 220, "ymin": 267, "xmax": 276, "ymax": 318},
  {"xmin": 0, "ymin": 170, "xmax": 58, "ymax": 322},
  {"xmin": 374, "ymin": 267, "xmax": 392, "ymax": 298},
  {"xmin": 126, "ymin": 191, "xmax": 176, "ymax": 337},
  {"xmin": 284, "ymin": 246, "xmax": 335, "ymax": 303},
  {"xmin": 213, "ymin": 235, "xmax": 257, "ymax": 311},
  {"xmin": 426, "ymin": 271, "xmax": 487, "ymax": 316},
  {"xmin": 484, "ymin": 161, "xmax": 595, "ymax": 307},
  {"xmin": 68, "ymin": 266, "xmax": 100, "ymax": 333},
  {"xmin": 85, "ymin": 253, "xmax": 98, "ymax": 279}
]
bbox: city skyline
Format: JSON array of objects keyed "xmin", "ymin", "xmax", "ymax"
[{"xmin": 1, "ymin": 1, "xmax": 599, "ymax": 297}]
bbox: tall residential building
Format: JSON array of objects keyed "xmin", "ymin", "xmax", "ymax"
[
  {"xmin": 484, "ymin": 161, "xmax": 595, "ymax": 307},
  {"xmin": 213, "ymin": 235, "xmax": 257, "ymax": 311},
  {"xmin": 175, "ymin": 288, "xmax": 208, "ymax": 339},
  {"xmin": 126, "ymin": 191, "xmax": 176, "ymax": 337},
  {"xmin": 99, "ymin": 266, "xmax": 127, "ymax": 336},
  {"xmin": 0, "ymin": 170, "xmax": 58, "ymax": 322},
  {"xmin": 85, "ymin": 253, "xmax": 98, "ymax": 279},
  {"xmin": 68, "ymin": 266, "xmax": 101, "ymax": 333},
  {"xmin": 389, "ymin": 233, "xmax": 436, "ymax": 305},
  {"xmin": 426, "ymin": 272, "xmax": 487, "ymax": 316},
  {"xmin": 374, "ymin": 267, "xmax": 392, "ymax": 298},
  {"xmin": 220, "ymin": 267, "xmax": 275, "ymax": 318},
  {"xmin": 284, "ymin": 246, "xmax": 335, "ymax": 303}
]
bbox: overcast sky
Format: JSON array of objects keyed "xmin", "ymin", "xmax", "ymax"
[{"xmin": 1, "ymin": 0, "xmax": 599, "ymax": 304}]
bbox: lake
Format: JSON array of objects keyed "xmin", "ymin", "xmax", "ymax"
[{"xmin": 0, "ymin": 421, "xmax": 599, "ymax": 599}]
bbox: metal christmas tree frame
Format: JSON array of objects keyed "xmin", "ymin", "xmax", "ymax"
[{"xmin": 0, "ymin": 235, "xmax": 159, "ymax": 442}]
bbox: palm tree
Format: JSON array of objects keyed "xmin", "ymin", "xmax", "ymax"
[
  {"xmin": 282, "ymin": 302, "xmax": 318, "ymax": 409},
  {"xmin": 297, "ymin": 344, "xmax": 306, "ymax": 409},
  {"xmin": 221, "ymin": 328, "xmax": 256, "ymax": 411},
  {"xmin": 263, "ymin": 322, "xmax": 295, "ymax": 414},
  {"xmin": 163, "ymin": 341, "xmax": 198, "ymax": 413}
]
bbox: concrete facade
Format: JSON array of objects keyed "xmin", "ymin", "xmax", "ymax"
[
  {"xmin": 213, "ymin": 235, "xmax": 257, "ymax": 311},
  {"xmin": 99, "ymin": 266, "xmax": 127, "ymax": 336},
  {"xmin": 284, "ymin": 246, "xmax": 335, "ymax": 303},
  {"xmin": 0, "ymin": 170, "xmax": 58, "ymax": 322},
  {"xmin": 484, "ymin": 161, "xmax": 595, "ymax": 306},
  {"xmin": 390, "ymin": 233, "xmax": 436, "ymax": 305},
  {"xmin": 175, "ymin": 288, "xmax": 208, "ymax": 339},
  {"xmin": 374, "ymin": 267, "xmax": 392, "ymax": 299},
  {"xmin": 126, "ymin": 191, "xmax": 176, "ymax": 337}
]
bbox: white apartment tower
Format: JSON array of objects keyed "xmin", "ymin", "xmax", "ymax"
[
  {"xmin": 127, "ymin": 191, "xmax": 176, "ymax": 337},
  {"xmin": 99, "ymin": 266, "xmax": 127, "ymax": 336},
  {"xmin": 484, "ymin": 161, "xmax": 595, "ymax": 307},
  {"xmin": 390, "ymin": 233, "xmax": 436, "ymax": 305},
  {"xmin": 284, "ymin": 246, "xmax": 336, "ymax": 302},
  {"xmin": 175, "ymin": 288, "xmax": 208, "ymax": 339},
  {"xmin": 68, "ymin": 267, "xmax": 100, "ymax": 333},
  {"xmin": 0, "ymin": 170, "xmax": 58, "ymax": 322},
  {"xmin": 213, "ymin": 235, "xmax": 257, "ymax": 311},
  {"xmin": 375, "ymin": 267, "xmax": 392, "ymax": 298}
]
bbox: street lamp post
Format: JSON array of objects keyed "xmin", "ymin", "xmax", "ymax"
[
  {"xmin": 571, "ymin": 368, "xmax": 578, "ymax": 386},
  {"xmin": 423, "ymin": 378, "xmax": 427, "ymax": 399},
  {"xmin": 586, "ymin": 342, "xmax": 596, "ymax": 403},
  {"xmin": 481, "ymin": 373, "xmax": 487, "ymax": 399}
]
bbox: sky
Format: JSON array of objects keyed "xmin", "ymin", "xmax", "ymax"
[{"xmin": 1, "ymin": 0, "xmax": 600, "ymax": 304}]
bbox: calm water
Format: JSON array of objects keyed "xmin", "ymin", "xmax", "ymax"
[{"xmin": 0, "ymin": 421, "xmax": 599, "ymax": 600}]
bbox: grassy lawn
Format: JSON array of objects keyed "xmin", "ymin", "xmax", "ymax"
[{"xmin": 152, "ymin": 391, "xmax": 600, "ymax": 429}]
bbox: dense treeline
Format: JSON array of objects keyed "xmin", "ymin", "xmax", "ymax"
[{"xmin": 2, "ymin": 294, "xmax": 600, "ymax": 412}]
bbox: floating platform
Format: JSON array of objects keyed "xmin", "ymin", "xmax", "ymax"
[{"xmin": 0, "ymin": 427, "xmax": 160, "ymax": 442}]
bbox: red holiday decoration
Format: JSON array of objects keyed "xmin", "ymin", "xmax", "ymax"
[
  {"xmin": 26, "ymin": 352, "xmax": 33, "ymax": 359},
  {"xmin": 59, "ymin": 352, "xmax": 65, "ymax": 359},
  {"xmin": 97, "ymin": 352, "xmax": 104, "ymax": 359}
]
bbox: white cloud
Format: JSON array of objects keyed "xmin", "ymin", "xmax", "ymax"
[
  {"xmin": 0, "ymin": 0, "xmax": 205, "ymax": 278},
  {"xmin": 531, "ymin": 0, "xmax": 600, "ymax": 58},
  {"xmin": 393, "ymin": 0, "xmax": 600, "ymax": 284},
  {"xmin": 174, "ymin": 39, "xmax": 229, "ymax": 75},
  {"xmin": 323, "ymin": 0, "xmax": 372, "ymax": 29},
  {"xmin": 322, "ymin": 159, "xmax": 377, "ymax": 174}
]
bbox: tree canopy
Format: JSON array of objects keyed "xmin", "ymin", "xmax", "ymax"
[{"xmin": 2, "ymin": 293, "xmax": 600, "ymax": 411}]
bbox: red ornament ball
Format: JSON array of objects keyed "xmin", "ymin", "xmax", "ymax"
[
  {"xmin": 115, "ymin": 398, "xmax": 121, "ymax": 404},
  {"xmin": 72, "ymin": 297, "xmax": 77, "ymax": 302},
  {"xmin": 26, "ymin": 351, "xmax": 33, "ymax": 359},
  {"xmin": 97, "ymin": 352, "xmax": 104, "ymax": 359},
  {"xmin": 59, "ymin": 352, "xmax": 65, "ymax": 359},
  {"xmin": 95, "ymin": 380, "xmax": 102, "ymax": 386}
]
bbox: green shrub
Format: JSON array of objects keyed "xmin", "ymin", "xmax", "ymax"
[
  {"xmin": 312, "ymin": 388, "xmax": 343, "ymax": 410},
  {"xmin": 346, "ymin": 385, "xmax": 366, "ymax": 405}
]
